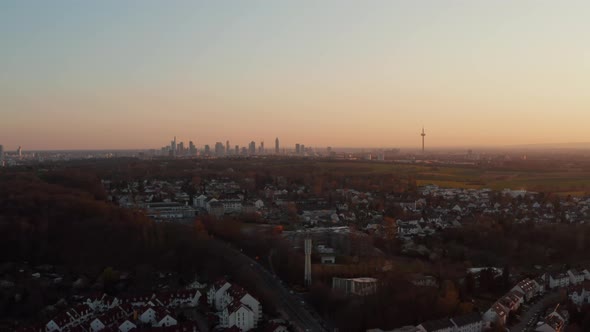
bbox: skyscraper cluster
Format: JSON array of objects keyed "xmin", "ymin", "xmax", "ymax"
[
  {"xmin": 295, "ymin": 143, "xmax": 307, "ymax": 155},
  {"xmin": 161, "ymin": 137, "xmax": 288, "ymax": 158}
]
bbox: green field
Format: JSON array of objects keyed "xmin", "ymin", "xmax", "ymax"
[{"xmin": 315, "ymin": 161, "xmax": 590, "ymax": 194}]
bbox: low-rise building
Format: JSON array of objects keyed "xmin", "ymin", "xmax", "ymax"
[
  {"xmin": 220, "ymin": 300, "xmax": 256, "ymax": 331},
  {"xmin": 484, "ymin": 302, "xmax": 510, "ymax": 326},
  {"xmin": 567, "ymin": 269, "xmax": 585, "ymax": 285},
  {"xmin": 332, "ymin": 277, "xmax": 379, "ymax": 296},
  {"xmin": 549, "ymin": 273, "xmax": 570, "ymax": 289}
]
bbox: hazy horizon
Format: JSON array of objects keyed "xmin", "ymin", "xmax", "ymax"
[
  {"xmin": 2, "ymin": 1, "xmax": 589, "ymax": 150},
  {"xmin": 6, "ymin": 141, "xmax": 590, "ymax": 153}
]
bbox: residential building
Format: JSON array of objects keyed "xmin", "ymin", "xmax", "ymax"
[
  {"xmin": 484, "ymin": 302, "xmax": 510, "ymax": 326},
  {"xmin": 220, "ymin": 300, "xmax": 256, "ymax": 331},
  {"xmin": 567, "ymin": 269, "xmax": 585, "ymax": 285},
  {"xmin": 332, "ymin": 277, "xmax": 378, "ymax": 296},
  {"xmin": 209, "ymin": 280, "xmax": 261, "ymax": 331},
  {"xmin": 549, "ymin": 273, "xmax": 570, "ymax": 289},
  {"xmin": 208, "ymin": 280, "xmax": 232, "ymax": 311},
  {"xmin": 511, "ymin": 278, "xmax": 538, "ymax": 301},
  {"xmin": 534, "ymin": 306, "xmax": 567, "ymax": 332}
]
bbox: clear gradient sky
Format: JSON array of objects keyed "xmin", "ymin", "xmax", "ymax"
[{"xmin": 1, "ymin": 1, "xmax": 589, "ymax": 150}]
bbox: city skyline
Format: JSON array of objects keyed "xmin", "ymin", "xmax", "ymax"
[{"xmin": 2, "ymin": 1, "xmax": 590, "ymax": 150}]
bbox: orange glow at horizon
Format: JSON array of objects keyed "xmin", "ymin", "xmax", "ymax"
[{"xmin": 1, "ymin": 1, "xmax": 589, "ymax": 150}]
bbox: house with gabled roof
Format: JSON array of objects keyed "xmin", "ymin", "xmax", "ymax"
[
  {"xmin": 483, "ymin": 301, "xmax": 510, "ymax": 326},
  {"xmin": 46, "ymin": 312, "xmax": 76, "ymax": 332},
  {"xmin": 567, "ymin": 269, "xmax": 585, "ymax": 285},
  {"xmin": 511, "ymin": 278, "xmax": 538, "ymax": 301},
  {"xmin": 549, "ymin": 273, "xmax": 570, "ymax": 289},
  {"xmin": 227, "ymin": 284, "xmax": 261, "ymax": 326},
  {"xmin": 119, "ymin": 293, "xmax": 154, "ymax": 307},
  {"xmin": 534, "ymin": 305, "xmax": 567, "ymax": 332},
  {"xmin": 138, "ymin": 306, "xmax": 159, "ymax": 325},
  {"xmin": 89, "ymin": 305, "xmax": 129, "ymax": 332},
  {"xmin": 153, "ymin": 289, "xmax": 202, "ymax": 308},
  {"xmin": 208, "ymin": 279, "xmax": 232, "ymax": 311},
  {"xmin": 154, "ymin": 307, "xmax": 178, "ymax": 327},
  {"xmin": 220, "ymin": 300, "xmax": 256, "ymax": 331},
  {"xmin": 117, "ymin": 319, "xmax": 136, "ymax": 332}
]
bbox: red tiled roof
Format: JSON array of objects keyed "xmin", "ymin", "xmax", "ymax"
[
  {"xmin": 50, "ymin": 311, "xmax": 76, "ymax": 327},
  {"xmin": 228, "ymin": 285, "xmax": 248, "ymax": 300},
  {"xmin": 213, "ymin": 278, "xmax": 229, "ymax": 289},
  {"xmin": 95, "ymin": 305, "xmax": 128, "ymax": 326},
  {"xmin": 227, "ymin": 300, "xmax": 253, "ymax": 314},
  {"xmin": 153, "ymin": 306, "xmax": 172, "ymax": 322},
  {"xmin": 119, "ymin": 303, "xmax": 134, "ymax": 315}
]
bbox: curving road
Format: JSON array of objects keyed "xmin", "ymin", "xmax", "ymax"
[{"xmin": 212, "ymin": 240, "xmax": 328, "ymax": 332}]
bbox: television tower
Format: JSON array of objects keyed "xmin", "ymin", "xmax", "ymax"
[{"xmin": 421, "ymin": 127, "xmax": 426, "ymax": 153}]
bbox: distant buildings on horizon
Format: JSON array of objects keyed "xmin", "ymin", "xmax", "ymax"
[{"xmin": 159, "ymin": 136, "xmax": 315, "ymax": 158}]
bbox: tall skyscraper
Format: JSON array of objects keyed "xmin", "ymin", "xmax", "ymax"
[
  {"xmin": 178, "ymin": 142, "xmax": 185, "ymax": 155},
  {"xmin": 235, "ymin": 145, "xmax": 239, "ymax": 155},
  {"xmin": 189, "ymin": 141, "xmax": 196, "ymax": 155},
  {"xmin": 421, "ymin": 127, "xmax": 426, "ymax": 153},
  {"xmin": 171, "ymin": 137, "xmax": 177, "ymax": 157},
  {"xmin": 226, "ymin": 140, "xmax": 230, "ymax": 155},
  {"xmin": 275, "ymin": 137, "xmax": 279, "ymax": 154},
  {"xmin": 249, "ymin": 141, "xmax": 256, "ymax": 155},
  {"xmin": 17, "ymin": 146, "xmax": 22, "ymax": 158},
  {"xmin": 204, "ymin": 145, "xmax": 211, "ymax": 155},
  {"xmin": 215, "ymin": 142, "xmax": 225, "ymax": 156},
  {"xmin": 259, "ymin": 141, "xmax": 264, "ymax": 154},
  {"xmin": 295, "ymin": 143, "xmax": 300, "ymax": 155}
]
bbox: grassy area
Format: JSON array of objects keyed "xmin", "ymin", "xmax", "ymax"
[{"xmin": 315, "ymin": 161, "xmax": 590, "ymax": 194}]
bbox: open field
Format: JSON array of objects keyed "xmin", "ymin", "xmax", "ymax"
[{"xmin": 314, "ymin": 161, "xmax": 590, "ymax": 194}]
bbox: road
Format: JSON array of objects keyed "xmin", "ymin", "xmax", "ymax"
[
  {"xmin": 509, "ymin": 290, "xmax": 561, "ymax": 332},
  {"xmin": 182, "ymin": 309, "xmax": 210, "ymax": 332},
  {"xmin": 212, "ymin": 239, "xmax": 328, "ymax": 332}
]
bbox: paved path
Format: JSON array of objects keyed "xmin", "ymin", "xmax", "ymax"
[{"xmin": 182, "ymin": 309, "xmax": 210, "ymax": 332}]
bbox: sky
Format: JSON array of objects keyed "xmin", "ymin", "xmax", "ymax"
[{"xmin": 1, "ymin": 0, "xmax": 589, "ymax": 150}]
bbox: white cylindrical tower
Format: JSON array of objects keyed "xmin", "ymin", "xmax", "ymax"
[{"xmin": 304, "ymin": 238, "xmax": 312, "ymax": 286}]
